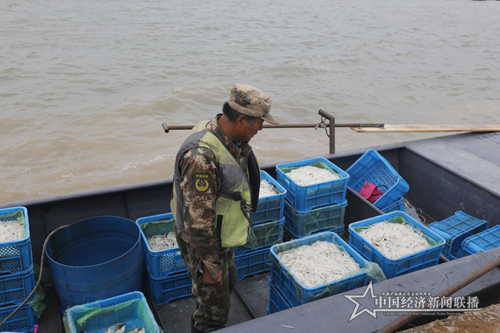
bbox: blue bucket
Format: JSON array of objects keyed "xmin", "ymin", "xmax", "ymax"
[{"xmin": 45, "ymin": 216, "xmax": 144, "ymax": 314}]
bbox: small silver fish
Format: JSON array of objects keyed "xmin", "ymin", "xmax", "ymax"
[
  {"xmin": 103, "ymin": 323, "xmax": 126, "ymax": 333},
  {"xmin": 138, "ymin": 328, "xmax": 145, "ymax": 333},
  {"xmin": 125, "ymin": 329, "xmax": 139, "ymax": 333}
]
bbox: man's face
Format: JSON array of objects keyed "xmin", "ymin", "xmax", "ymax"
[{"xmin": 239, "ymin": 118, "xmax": 264, "ymax": 142}]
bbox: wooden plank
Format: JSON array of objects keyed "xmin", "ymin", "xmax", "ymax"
[{"xmin": 351, "ymin": 124, "xmax": 500, "ymax": 133}]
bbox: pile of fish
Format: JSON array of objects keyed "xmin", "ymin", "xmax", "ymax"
[
  {"xmin": 99, "ymin": 323, "xmax": 145, "ymax": 333},
  {"xmin": 147, "ymin": 232, "xmax": 178, "ymax": 252},
  {"xmin": 357, "ymin": 221, "xmax": 432, "ymax": 259},
  {"xmin": 0, "ymin": 220, "xmax": 24, "ymax": 244},
  {"xmin": 287, "ymin": 165, "xmax": 341, "ymax": 186},
  {"xmin": 278, "ymin": 240, "xmax": 360, "ymax": 288},
  {"xmin": 259, "ymin": 178, "xmax": 278, "ymax": 198}
]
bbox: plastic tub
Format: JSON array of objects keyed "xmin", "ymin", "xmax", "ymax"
[
  {"xmin": 253, "ymin": 171, "xmax": 287, "ymax": 224},
  {"xmin": 457, "ymin": 225, "xmax": 500, "ymax": 258},
  {"xmin": 46, "ymin": 216, "xmax": 144, "ymax": 314}
]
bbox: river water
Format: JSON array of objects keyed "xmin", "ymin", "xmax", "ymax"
[{"xmin": 1, "ymin": 0, "xmax": 499, "ymax": 203}]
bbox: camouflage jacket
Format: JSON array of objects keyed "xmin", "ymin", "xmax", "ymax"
[{"xmin": 176, "ymin": 114, "xmax": 252, "ymax": 280}]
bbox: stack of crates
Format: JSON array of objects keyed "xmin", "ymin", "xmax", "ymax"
[
  {"xmin": 234, "ymin": 170, "xmax": 286, "ymax": 281},
  {"xmin": 457, "ymin": 224, "xmax": 500, "ymax": 259},
  {"xmin": 346, "ymin": 149, "xmax": 409, "ymax": 213},
  {"xmin": 428, "ymin": 211, "xmax": 488, "ymax": 260},
  {"xmin": 136, "ymin": 213, "xmax": 191, "ymax": 305},
  {"xmin": 0, "ymin": 206, "xmax": 37, "ymax": 333},
  {"xmin": 267, "ymin": 232, "xmax": 371, "ymax": 314},
  {"xmin": 276, "ymin": 157, "xmax": 350, "ymax": 240},
  {"xmin": 348, "ymin": 211, "xmax": 446, "ymax": 278}
]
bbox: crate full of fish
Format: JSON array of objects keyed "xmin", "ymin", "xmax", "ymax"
[
  {"xmin": 284, "ymin": 199, "xmax": 347, "ymax": 238},
  {"xmin": 235, "ymin": 246, "xmax": 272, "ymax": 281},
  {"xmin": 267, "ymin": 282, "xmax": 292, "ymax": 314},
  {"xmin": 428, "ymin": 211, "xmax": 488, "ymax": 259},
  {"xmin": 136, "ymin": 212, "xmax": 186, "ymax": 279},
  {"xmin": 63, "ymin": 291, "xmax": 161, "ymax": 333},
  {"xmin": 349, "ymin": 211, "xmax": 445, "ymax": 278},
  {"xmin": 145, "ymin": 266, "xmax": 192, "ymax": 305},
  {"xmin": 252, "ymin": 170, "xmax": 287, "ymax": 224},
  {"xmin": 269, "ymin": 232, "xmax": 377, "ymax": 307},
  {"xmin": 0, "ymin": 206, "xmax": 33, "ymax": 275},
  {"xmin": 457, "ymin": 225, "xmax": 500, "ymax": 259},
  {"xmin": 0, "ymin": 269, "xmax": 36, "ymax": 306},
  {"xmin": 346, "ymin": 149, "xmax": 409, "ymax": 209},
  {"xmin": 235, "ymin": 218, "xmax": 284, "ymax": 257},
  {"xmin": 380, "ymin": 197, "xmax": 405, "ymax": 214},
  {"xmin": 276, "ymin": 157, "xmax": 349, "ymax": 211},
  {"xmin": 0, "ymin": 302, "xmax": 38, "ymax": 333}
]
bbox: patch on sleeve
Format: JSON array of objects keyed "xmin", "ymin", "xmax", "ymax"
[{"xmin": 194, "ymin": 173, "xmax": 211, "ymax": 193}]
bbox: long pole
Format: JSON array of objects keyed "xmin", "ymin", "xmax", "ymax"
[
  {"xmin": 161, "ymin": 122, "xmax": 384, "ymax": 133},
  {"xmin": 376, "ymin": 255, "xmax": 500, "ymax": 333}
]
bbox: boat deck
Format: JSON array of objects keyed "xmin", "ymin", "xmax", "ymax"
[{"xmin": 4, "ymin": 131, "xmax": 500, "ymax": 333}]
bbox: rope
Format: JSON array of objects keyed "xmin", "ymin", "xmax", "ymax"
[
  {"xmin": 315, "ymin": 117, "xmax": 330, "ymax": 138},
  {"xmin": 0, "ymin": 225, "xmax": 69, "ymax": 328}
]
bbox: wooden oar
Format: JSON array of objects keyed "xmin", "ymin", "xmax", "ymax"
[{"xmin": 351, "ymin": 124, "xmax": 500, "ymax": 133}]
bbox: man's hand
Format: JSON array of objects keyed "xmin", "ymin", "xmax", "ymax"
[{"xmin": 201, "ymin": 262, "xmax": 222, "ymax": 287}]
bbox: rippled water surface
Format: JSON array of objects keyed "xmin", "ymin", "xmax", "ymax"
[{"xmin": 1, "ymin": 0, "xmax": 499, "ymax": 203}]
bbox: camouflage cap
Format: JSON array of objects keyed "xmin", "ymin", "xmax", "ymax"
[{"xmin": 228, "ymin": 84, "xmax": 279, "ymax": 125}]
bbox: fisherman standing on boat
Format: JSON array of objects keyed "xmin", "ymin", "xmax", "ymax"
[{"xmin": 171, "ymin": 84, "xmax": 279, "ymax": 333}]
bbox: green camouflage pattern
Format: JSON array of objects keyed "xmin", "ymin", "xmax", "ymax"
[
  {"xmin": 175, "ymin": 230, "xmax": 237, "ymax": 332},
  {"xmin": 176, "ymin": 116, "xmax": 251, "ymax": 280}
]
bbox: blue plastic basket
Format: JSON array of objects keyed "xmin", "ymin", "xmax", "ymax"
[
  {"xmin": 267, "ymin": 282, "xmax": 292, "ymax": 314},
  {"xmin": 346, "ymin": 149, "xmax": 410, "ymax": 209},
  {"xmin": 64, "ymin": 291, "xmax": 161, "ymax": 333},
  {"xmin": 457, "ymin": 225, "xmax": 500, "ymax": 259},
  {"xmin": 0, "ymin": 302, "xmax": 37, "ymax": 333},
  {"xmin": 235, "ymin": 218, "xmax": 284, "ymax": 257},
  {"xmin": 283, "ymin": 225, "xmax": 344, "ymax": 242},
  {"xmin": 0, "ymin": 207, "xmax": 33, "ymax": 275},
  {"xmin": 0, "ymin": 268, "xmax": 36, "ymax": 306},
  {"xmin": 276, "ymin": 157, "xmax": 349, "ymax": 211},
  {"xmin": 146, "ymin": 268, "xmax": 192, "ymax": 305},
  {"xmin": 349, "ymin": 212, "xmax": 445, "ymax": 278},
  {"xmin": 270, "ymin": 232, "xmax": 370, "ymax": 307},
  {"xmin": 252, "ymin": 171, "xmax": 286, "ymax": 224},
  {"xmin": 381, "ymin": 197, "xmax": 405, "ymax": 214},
  {"xmin": 235, "ymin": 247, "xmax": 272, "ymax": 281},
  {"xmin": 284, "ymin": 200, "xmax": 347, "ymax": 237},
  {"xmin": 136, "ymin": 213, "xmax": 186, "ymax": 279},
  {"xmin": 428, "ymin": 211, "xmax": 488, "ymax": 259}
]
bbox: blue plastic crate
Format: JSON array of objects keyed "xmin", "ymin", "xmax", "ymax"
[
  {"xmin": 428, "ymin": 211, "xmax": 488, "ymax": 259},
  {"xmin": 457, "ymin": 225, "xmax": 500, "ymax": 258},
  {"xmin": 284, "ymin": 200, "xmax": 347, "ymax": 237},
  {"xmin": 64, "ymin": 291, "xmax": 161, "ymax": 333},
  {"xmin": 381, "ymin": 197, "xmax": 405, "ymax": 214},
  {"xmin": 0, "ymin": 207, "xmax": 33, "ymax": 275},
  {"xmin": 235, "ymin": 247, "xmax": 272, "ymax": 281},
  {"xmin": 276, "ymin": 157, "xmax": 349, "ymax": 211},
  {"xmin": 146, "ymin": 266, "xmax": 192, "ymax": 306},
  {"xmin": 136, "ymin": 212, "xmax": 186, "ymax": 279},
  {"xmin": 267, "ymin": 281, "xmax": 292, "ymax": 314},
  {"xmin": 269, "ymin": 232, "xmax": 370, "ymax": 307},
  {"xmin": 0, "ymin": 302, "xmax": 37, "ymax": 333},
  {"xmin": 252, "ymin": 171, "xmax": 286, "ymax": 224},
  {"xmin": 346, "ymin": 149, "xmax": 410, "ymax": 209},
  {"xmin": 349, "ymin": 212, "xmax": 445, "ymax": 278},
  {"xmin": 284, "ymin": 225, "xmax": 344, "ymax": 242},
  {"xmin": 0, "ymin": 268, "xmax": 36, "ymax": 306},
  {"xmin": 235, "ymin": 218, "xmax": 284, "ymax": 257}
]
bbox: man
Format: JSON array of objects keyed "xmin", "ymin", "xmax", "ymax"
[{"xmin": 171, "ymin": 84, "xmax": 279, "ymax": 333}]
